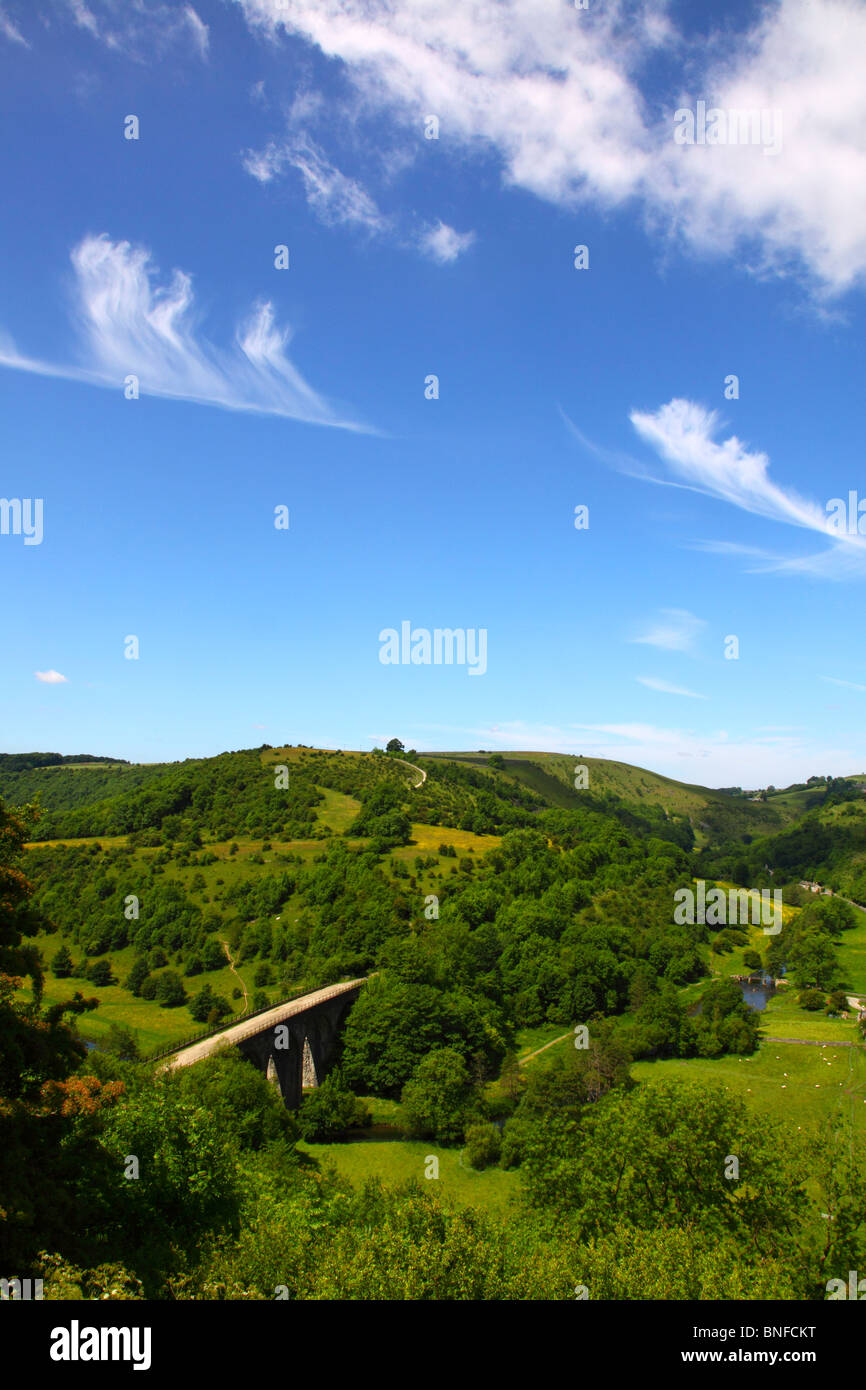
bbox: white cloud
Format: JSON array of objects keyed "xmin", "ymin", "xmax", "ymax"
[
  {"xmin": 628, "ymin": 398, "xmax": 866, "ymax": 578},
  {"xmin": 0, "ymin": 233, "xmax": 364, "ymax": 429},
  {"xmin": 35, "ymin": 670, "xmax": 68, "ymax": 684},
  {"xmin": 636, "ymin": 675, "xmax": 707, "ymax": 699},
  {"xmin": 419, "ymin": 221, "xmax": 475, "ymax": 264},
  {"xmin": 632, "ymin": 608, "xmax": 705, "ymax": 652},
  {"xmin": 234, "ymin": 0, "xmax": 866, "ymax": 296},
  {"xmin": 0, "ymin": 5, "xmax": 28, "ymax": 45},
  {"xmin": 63, "ymin": 0, "xmax": 209, "ymax": 61},
  {"xmin": 245, "ymin": 132, "xmax": 388, "ymax": 235}
]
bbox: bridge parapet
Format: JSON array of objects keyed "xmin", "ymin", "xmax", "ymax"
[{"xmin": 163, "ymin": 977, "xmax": 367, "ymax": 1109}]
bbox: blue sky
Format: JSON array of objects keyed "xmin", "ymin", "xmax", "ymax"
[{"xmin": 2, "ymin": 0, "xmax": 866, "ymax": 786}]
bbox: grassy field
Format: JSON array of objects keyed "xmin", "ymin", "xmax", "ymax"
[
  {"xmin": 298, "ymin": 1134, "xmax": 519, "ymax": 1215},
  {"xmin": 837, "ymin": 908, "xmax": 866, "ymax": 997},
  {"xmin": 632, "ymin": 1039, "xmax": 866, "ymax": 1137}
]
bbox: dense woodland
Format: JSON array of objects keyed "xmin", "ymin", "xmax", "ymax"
[{"xmin": 2, "ymin": 747, "xmax": 865, "ymax": 1299}]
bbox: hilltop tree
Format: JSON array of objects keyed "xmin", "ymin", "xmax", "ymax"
[{"xmin": 386, "ymin": 739, "xmax": 405, "ymax": 755}]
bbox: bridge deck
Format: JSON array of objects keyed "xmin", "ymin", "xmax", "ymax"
[{"xmin": 164, "ymin": 978, "xmax": 367, "ymax": 1070}]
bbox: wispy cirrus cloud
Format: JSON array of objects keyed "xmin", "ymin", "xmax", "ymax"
[
  {"xmin": 636, "ymin": 675, "xmax": 707, "ymax": 699},
  {"xmin": 244, "ymin": 126, "xmax": 475, "ymax": 263},
  {"xmin": 820, "ymin": 675, "xmax": 866, "ymax": 693},
  {"xmin": 631, "ymin": 608, "xmax": 705, "ymax": 652},
  {"xmin": 0, "ymin": 234, "xmax": 365, "ymax": 429},
  {"xmin": 628, "ymin": 398, "xmax": 866, "ymax": 578},
  {"xmin": 64, "ymin": 0, "xmax": 209, "ymax": 61},
  {"xmin": 244, "ymin": 132, "xmax": 389, "ymax": 236},
  {"xmin": 0, "ymin": 5, "xmax": 27, "ymax": 45}
]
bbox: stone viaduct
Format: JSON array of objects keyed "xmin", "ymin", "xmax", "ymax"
[{"xmin": 164, "ymin": 978, "xmax": 366, "ymax": 1109}]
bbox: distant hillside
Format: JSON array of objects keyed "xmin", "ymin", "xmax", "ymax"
[
  {"xmin": 3, "ymin": 743, "xmax": 852, "ymax": 851},
  {"xmin": 422, "ymin": 750, "xmax": 793, "ymax": 845},
  {"xmin": 0, "ymin": 752, "xmax": 127, "ymax": 772}
]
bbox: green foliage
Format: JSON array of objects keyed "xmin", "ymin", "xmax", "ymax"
[
  {"xmin": 87, "ymin": 958, "xmax": 114, "ymax": 987},
  {"xmin": 51, "ymin": 943, "xmax": 74, "ymax": 978},
  {"xmin": 188, "ymin": 983, "xmax": 232, "ymax": 1024},
  {"xmin": 401, "ymin": 1048, "xmax": 476, "ymax": 1145},
  {"xmin": 798, "ymin": 988, "xmax": 826, "ymax": 1011},
  {"xmin": 154, "ymin": 970, "xmax": 187, "ymax": 1008},
  {"xmin": 297, "ymin": 1070, "xmax": 370, "ymax": 1142},
  {"xmin": 464, "ymin": 1121, "xmax": 502, "ymax": 1169}
]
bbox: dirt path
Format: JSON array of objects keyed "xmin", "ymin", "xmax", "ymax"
[
  {"xmin": 393, "ymin": 758, "xmax": 426, "ymax": 788},
  {"xmin": 519, "ymin": 1032, "xmax": 572, "ymax": 1065},
  {"xmin": 221, "ymin": 939, "xmax": 249, "ymax": 1010}
]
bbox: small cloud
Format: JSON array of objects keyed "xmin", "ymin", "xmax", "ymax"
[
  {"xmin": 0, "ymin": 6, "xmax": 28, "ymax": 45},
  {"xmin": 632, "ymin": 608, "xmax": 705, "ymax": 652},
  {"xmin": 182, "ymin": 5, "xmax": 208, "ymax": 60},
  {"xmin": 636, "ymin": 676, "xmax": 707, "ymax": 699},
  {"xmin": 419, "ymin": 221, "xmax": 475, "ymax": 264},
  {"xmin": 244, "ymin": 133, "xmax": 388, "ymax": 237},
  {"xmin": 35, "ymin": 670, "xmax": 68, "ymax": 684},
  {"xmin": 820, "ymin": 676, "xmax": 866, "ymax": 693},
  {"xmin": 63, "ymin": 0, "xmax": 208, "ymax": 61}
]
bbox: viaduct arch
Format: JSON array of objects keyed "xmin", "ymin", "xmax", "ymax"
[{"xmin": 164, "ymin": 978, "xmax": 366, "ymax": 1109}]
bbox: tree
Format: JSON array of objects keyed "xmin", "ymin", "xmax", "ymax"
[
  {"xmin": 188, "ymin": 983, "xmax": 231, "ymax": 1024},
  {"xmin": 126, "ymin": 956, "xmax": 150, "ymax": 996},
  {"xmin": 464, "ymin": 1121, "xmax": 501, "ymax": 1169},
  {"xmin": 154, "ymin": 970, "xmax": 187, "ymax": 1008},
  {"xmin": 51, "ymin": 943, "xmax": 74, "ymax": 978},
  {"xmin": 296, "ymin": 1070, "xmax": 370, "ymax": 1142},
  {"xmin": 798, "ymin": 988, "xmax": 826, "ymax": 1011},
  {"xmin": 87, "ymin": 958, "xmax": 114, "ymax": 987},
  {"xmin": 401, "ymin": 1047, "xmax": 476, "ymax": 1145},
  {"xmin": 386, "ymin": 739, "xmax": 405, "ymax": 755},
  {"xmin": 202, "ymin": 939, "xmax": 226, "ymax": 972},
  {"xmin": 101, "ymin": 1023, "xmax": 140, "ymax": 1060}
]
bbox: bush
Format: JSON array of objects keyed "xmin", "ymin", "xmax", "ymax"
[
  {"xmin": 154, "ymin": 970, "xmax": 187, "ymax": 1009},
  {"xmin": 126, "ymin": 957, "xmax": 150, "ymax": 996},
  {"xmin": 50, "ymin": 944, "xmax": 74, "ymax": 979},
  {"xmin": 139, "ymin": 975, "xmax": 158, "ymax": 1001},
  {"xmin": 201, "ymin": 940, "xmax": 226, "ymax": 973},
  {"xmin": 464, "ymin": 1121, "xmax": 502, "ymax": 1170},
  {"xmin": 798, "ymin": 988, "xmax": 826, "ymax": 1011},
  {"xmin": 296, "ymin": 1071, "xmax": 370, "ymax": 1142},
  {"xmin": 87, "ymin": 959, "xmax": 114, "ymax": 987},
  {"xmin": 401, "ymin": 1048, "xmax": 475, "ymax": 1146},
  {"xmin": 188, "ymin": 983, "xmax": 232, "ymax": 1024}
]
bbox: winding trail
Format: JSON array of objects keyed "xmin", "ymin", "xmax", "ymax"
[
  {"xmin": 221, "ymin": 938, "xmax": 249, "ymax": 1010},
  {"xmin": 393, "ymin": 758, "xmax": 426, "ymax": 789}
]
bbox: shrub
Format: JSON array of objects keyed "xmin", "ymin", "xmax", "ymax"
[
  {"xmin": 464, "ymin": 1121, "xmax": 502, "ymax": 1170},
  {"xmin": 798, "ymin": 988, "xmax": 826, "ymax": 1011}
]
